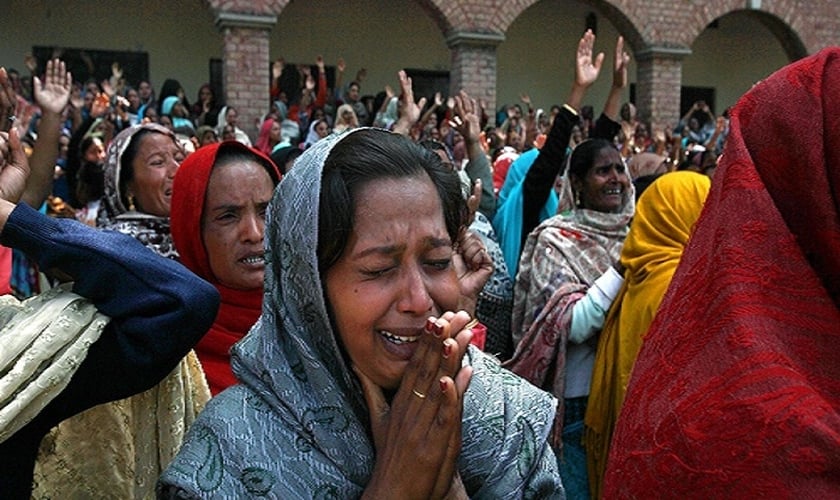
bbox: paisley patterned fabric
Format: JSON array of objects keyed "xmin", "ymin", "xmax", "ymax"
[
  {"xmin": 505, "ymin": 160, "xmax": 634, "ymax": 441},
  {"xmin": 159, "ymin": 129, "xmax": 564, "ymax": 498},
  {"xmin": 604, "ymin": 48, "xmax": 840, "ymax": 497},
  {"xmin": 0, "ymin": 287, "xmax": 108, "ymax": 443}
]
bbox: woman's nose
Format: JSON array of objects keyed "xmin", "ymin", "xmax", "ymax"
[{"xmin": 396, "ymin": 265, "xmax": 434, "ymax": 315}]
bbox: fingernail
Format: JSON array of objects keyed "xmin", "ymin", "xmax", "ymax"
[
  {"xmin": 432, "ymin": 321, "xmax": 444, "ymax": 337},
  {"xmin": 442, "ymin": 340, "xmax": 453, "ymax": 358},
  {"xmin": 425, "ymin": 317, "xmax": 436, "ymax": 334},
  {"xmin": 439, "ymin": 378, "xmax": 448, "ymax": 392}
]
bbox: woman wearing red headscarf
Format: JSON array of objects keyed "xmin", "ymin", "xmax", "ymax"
[
  {"xmin": 171, "ymin": 141, "xmax": 281, "ymax": 395},
  {"xmin": 604, "ymin": 48, "xmax": 840, "ymax": 497}
]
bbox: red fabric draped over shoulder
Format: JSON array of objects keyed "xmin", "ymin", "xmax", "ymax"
[
  {"xmin": 171, "ymin": 141, "xmax": 281, "ymax": 395},
  {"xmin": 604, "ymin": 48, "xmax": 840, "ymax": 498}
]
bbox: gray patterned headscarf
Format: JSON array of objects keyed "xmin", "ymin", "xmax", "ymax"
[
  {"xmin": 97, "ymin": 123, "xmax": 179, "ymax": 259},
  {"xmin": 158, "ymin": 128, "xmax": 564, "ymax": 499}
]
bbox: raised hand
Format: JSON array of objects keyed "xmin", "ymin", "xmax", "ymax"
[
  {"xmin": 450, "ymin": 90, "xmax": 480, "ymax": 145},
  {"xmin": 453, "ymin": 229, "xmax": 493, "ymax": 314},
  {"xmin": 393, "ymin": 70, "xmax": 427, "ymax": 136},
  {"xmin": 33, "ymin": 59, "xmax": 72, "ymax": 116},
  {"xmin": 336, "ymin": 57, "xmax": 346, "ymax": 73},
  {"xmin": 315, "ymin": 55, "xmax": 325, "ymax": 73},
  {"xmin": 654, "ymin": 127, "xmax": 666, "ymax": 144},
  {"xmin": 111, "ymin": 61, "xmax": 123, "ymax": 80},
  {"xmin": 100, "ymin": 79, "xmax": 114, "ymax": 99},
  {"xmin": 0, "ymin": 68, "xmax": 17, "ymax": 133},
  {"xmin": 576, "ymin": 29, "xmax": 605, "ymax": 89},
  {"xmin": 90, "ymin": 91, "xmax": 110, "ymax": 118},
  {"xmin": 612, "ymin": 36, "xmax": 630, "ymax": 89},
  {"xmin": 0, "ymin": 128, "xmax": 31, "ymax": 205}
]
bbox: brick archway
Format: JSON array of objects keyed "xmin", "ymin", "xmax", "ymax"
[{"xmin": 680, "ymin": 1, "xmax": 812, "ymax": 60}]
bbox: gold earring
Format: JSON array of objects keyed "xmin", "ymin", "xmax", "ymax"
[
  {"xmin": 574, "ymin": 190, "xmax": 581, "ymax": 208},
  {"xmin": 127, "ymin": 194, "xmax": 136, "ymax": 212}
]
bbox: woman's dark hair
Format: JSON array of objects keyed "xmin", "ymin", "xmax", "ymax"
[
  {"xmin": 75, "ymin": 160, "xmax": 105, "ymax": 205},
  {"xmin": 213, "ymin": 143, "xmax": 281, "ymax": 185},
  {"xmin": 118, "ymin": 129, "xmax": 164, "ymax": 207},
  {"xmin": 568, "ymin": 138, "xmax": 616, "ymax": 180},
  {"xmin": 418, "ymin": 139, "xmax": 454, "ymax": 167},
  {"xmin": 270, "ymin": 146, "xmax": 303, "ymax": 174},
  {"xmin": 317, "ymin": 129, "xmax": 468, "ymax": 273},
  {"xmin": 157, "ymin": 78, "xmax": 189, "ymax": 115}
]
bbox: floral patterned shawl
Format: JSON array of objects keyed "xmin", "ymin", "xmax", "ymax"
[{"xmin": 505, "ymin": 162, "xmax": 634, "ymax": 447}]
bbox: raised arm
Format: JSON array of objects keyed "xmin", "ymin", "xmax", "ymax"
[
  {"xmin": 0, "ymin": 68, "xmax": 17, "ymax": 134},
  {"xmin": 602, "ymin": 36, "xmax": 630, "ymax": 122},
  {"xmin": 21, "ymin": 58, "xmax": 72, "ymax": 208},
  {"xmin": 0, "ymin": 125, "xmax": 219, "ymax": 424},
  {"xmin": 392, "ymin": 70, "xmax": 427, "ymax": 137},
  {"xmin": 592, "ymin": 36, "xmax": 630, "ymax": 142},
  {"xmin": 451, "ymin": 90, "xmax": 495, "ymax": 218},
  {"xmin": 521, "ymin": 30, "xmax": 604, "ymax": 244}
]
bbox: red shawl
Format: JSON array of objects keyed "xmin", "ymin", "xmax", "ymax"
[
  {"xmin": 171, "ymin": 141, "xmax": 281, "ymax": 395},
  {"xmin": 604, "ymin": 49, "xmax": 840, "ymax": 497}
]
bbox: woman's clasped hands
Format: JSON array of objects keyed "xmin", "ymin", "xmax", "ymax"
[{"xmin": 356, "ymin": 310, "xmax": 475, "ymax": 500}]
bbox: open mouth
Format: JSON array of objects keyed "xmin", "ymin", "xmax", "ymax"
[
  {"xmin": 240, "ymin": 254, "xmax": 265, "ymax": 265},
  {"xmin": 379, "ymin": 330, "xmax": 420, "ymax": 345},
  {"xmin": 604, "ymin": 187, "xmax": 623, "ymax": 195}
]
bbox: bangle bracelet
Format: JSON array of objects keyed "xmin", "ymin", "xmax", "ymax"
[{"xmin": 562, "ymin": 104, "xmax": 579, "ymax": 116}]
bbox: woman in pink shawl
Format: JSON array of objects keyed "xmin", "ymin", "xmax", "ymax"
[{"xmin": 255, "ymin": 117, "xmax": 281, "ymax": 155}]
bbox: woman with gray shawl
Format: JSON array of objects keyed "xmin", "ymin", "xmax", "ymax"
[{"xmin": 159, "ymin": 128, "xmax": 563, "ymax": 498}]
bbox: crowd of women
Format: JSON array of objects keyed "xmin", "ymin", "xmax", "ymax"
[{"xmin": 0, "ymin": 29, "xmax": 837, "ymax": 499}]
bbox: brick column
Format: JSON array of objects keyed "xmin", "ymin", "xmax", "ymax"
[
  {"xmin": 215, "ymin": 12, "xmax": 276, "ymax": 143},
  {"xmin": 446, "ymin": 31, "xmax": 504, "ymax": 126},
  {"xmin": 635, "ymin": 46, "xmax": 691, "ymax": 132}
]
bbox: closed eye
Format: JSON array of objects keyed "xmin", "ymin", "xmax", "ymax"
[
  {"xmin": 361, "ymin": 266, "xmax": 395, "ymax": 279},
  {"xmin": 425, "ymin": 259, "xmax": 451, "ymax": 271}
]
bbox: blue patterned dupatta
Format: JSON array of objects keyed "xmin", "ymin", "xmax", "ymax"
[{"xmin": 159, "ymin": 129, "xmax": 564, "ymax": 499}]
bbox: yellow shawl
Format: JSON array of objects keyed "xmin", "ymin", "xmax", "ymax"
[{"xmin": 585, "ymin": 171, "xmax": 710, "ymax": 498}]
